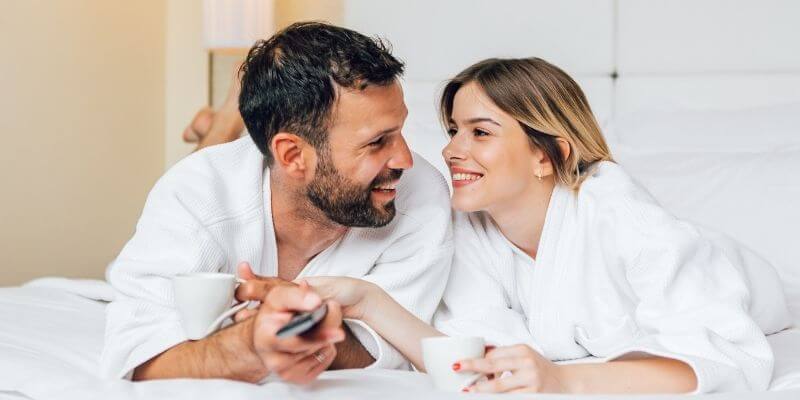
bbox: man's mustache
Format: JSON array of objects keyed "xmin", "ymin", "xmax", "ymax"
[{"xmin": 370, "ymin": 169, "xmax": 403, "ymax": 188}]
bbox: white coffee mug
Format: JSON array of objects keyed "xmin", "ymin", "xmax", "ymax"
[
  {"xmin": 421, "ymin": 336, "xmax": 485, "ymax": 391},
  {"xmin": 172, "ymin": 272, "xmax": 250, "ymax": 340}
]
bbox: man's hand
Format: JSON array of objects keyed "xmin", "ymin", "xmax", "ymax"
[
  {"xmin": 132, "ymin": 276, "xmax": 345, "ymax": 384},
  {"xmin": 250, "ymin": 284, "xmax": 346, "ymax": 383},
  {"xmin": 234, "ymin": 262, "xmax": 296, "ymax": 322}
]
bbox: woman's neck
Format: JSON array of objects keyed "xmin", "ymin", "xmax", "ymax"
[{"xmin": 486, "ymin": 178, "xmax": 555, "ymax": 260}]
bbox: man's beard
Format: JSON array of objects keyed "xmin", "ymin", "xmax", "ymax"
[{"xmin": 306, "ymin": 152, "xmax": 403, "ymax": 228}]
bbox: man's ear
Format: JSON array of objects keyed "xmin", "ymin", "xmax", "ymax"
[{"xmin": 271, "ymin": 132, "xmax": 310, "ymax": 178}]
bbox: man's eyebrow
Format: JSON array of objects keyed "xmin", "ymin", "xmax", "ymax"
[{"xmin": 365, "ymin": 125, "xmax": 401, "ymax": 141}]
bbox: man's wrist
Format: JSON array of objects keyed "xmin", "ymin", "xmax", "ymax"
[{"xmin": 209, "ymin": 318, "xmax": 267, "ymax": 382}]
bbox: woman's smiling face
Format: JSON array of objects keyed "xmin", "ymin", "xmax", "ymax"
[{"xmin": 442, "ymin": 82, "xmax": 545, "ymax": 213}]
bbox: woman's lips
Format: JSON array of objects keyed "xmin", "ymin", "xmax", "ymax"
[{"xmin": 451, "ymin": 169, "xmax": 484, "ymax": 188}]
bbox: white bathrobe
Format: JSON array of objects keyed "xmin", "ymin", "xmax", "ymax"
[
  {"xmin": 435, "ymin": 161, "xmax": 791, "ymax": 393},
  {"xmin": 101, "ymin": 137, "xmax": 453, "ymax": 379}
]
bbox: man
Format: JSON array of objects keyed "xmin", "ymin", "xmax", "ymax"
[{"xmin": 101, "ymin": 22, "xmax": 453, "ymax": 384}]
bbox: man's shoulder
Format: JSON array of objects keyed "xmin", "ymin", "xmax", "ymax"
[{"xmin": 145, "ymin": 137, "xmax": 265, "ymax": 224}]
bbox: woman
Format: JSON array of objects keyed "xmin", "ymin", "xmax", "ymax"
[{"xmin": 304, "ymin": 57, "xmax": 789, "ymax": 394}]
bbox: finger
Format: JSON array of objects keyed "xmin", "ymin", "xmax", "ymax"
[
  {"xmin": 264, "ymin": 347, "xmax": 316, "ymax": 374},
  {"xmin": 485, "ymin": 344, "xmax": 535, "ymax": 359},
  {"xmin": 294, "ymin": 300, "xmax": 345, "ymax": 344},
  {"xmin": 237, "ymin": 262, "xmax": 257, "ymax": 280},
  {"xmin": 272, "ymin": 330, "xmax": 339, "ymax": 354},
  {"xmin": 263, "ymin": 285, "xmax": 322, "ymax": 314},
  {"xmin": 270, "ymin": 304, "xmax": 344, "ymax": 353},
  {"xmin": 236, "ymin": 280, "xmax": 269, "ymax": 302},
  {"xmin": 252, "ymin": 310, "xmax": 294, "ymax": 347},
  {"xmin": 234, "ymin": 308, "xmax": 258, "ymax": 323},
  {"xmin": 316, "ymin": 300, "xmax": 343, "ymax": 332},
  {"xmin": 458, "ymin": 356, "xmax": 527, "ymax": 375},
  {"xmin": 297, "ymin": 277, "xmax": 336, "ymax": 299},
  {"xmin": 279, "ymin": 344, "xmax": 336, "ymax": 384},
  {"xmin": 470, "ymin": 372, "xmax": 533, "ymax": 394}
]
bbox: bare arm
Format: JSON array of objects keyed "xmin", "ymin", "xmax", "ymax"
[
  {"xmin": 559, "ymin": 357, "xmax": 697, "ymax": 394},
  {"xmin": 459, "ymin": 344, "xmax": 696, "ymax": 394},
  {"xmin": 134, "ymin": 285, "xmax": 344, "ymax": 384},
  {"xmin": 304, "ymin": 277, "xmax": 442, "ymax": 371},
  {"xmin": 234, "ymin": 264, "xmax": 373, "ymax": 370},
  {"xmin": 328, "ymin": 323, "xmax": 375, "ymax": 369},
  {"xmin": 133, "ymin": 318, "xmax": 265, "ymax": 382}
]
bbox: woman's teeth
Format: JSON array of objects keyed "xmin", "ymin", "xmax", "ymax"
[{"xmin": 452, "ymin": 173, "xmax": 483, "ymax": 181}]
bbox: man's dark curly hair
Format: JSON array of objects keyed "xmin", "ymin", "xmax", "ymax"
[{"xmin": 239, "ymin": 21, "xmax": 405, "ymax": 165}]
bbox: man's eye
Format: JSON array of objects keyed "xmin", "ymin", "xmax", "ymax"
[
  {"xmin": 368, "ymin": 137, "xmax": 385, "ymax": 147},
  {"xmin": 474, "ymin": 129, "xmax": 489, "ymax": 137}
]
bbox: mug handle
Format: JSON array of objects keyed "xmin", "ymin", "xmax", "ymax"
[{"xmin": 204, "ymin": 278, "xmax": 252, "ymax": 336}]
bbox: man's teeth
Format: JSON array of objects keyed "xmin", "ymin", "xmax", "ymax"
[
  {"xmin": 374, "ymin": 183, "xmax": 397, "ymax": 190},
  {"xmin": 452, "ymin": 173, "xmax": 483, "ymax": 181}
]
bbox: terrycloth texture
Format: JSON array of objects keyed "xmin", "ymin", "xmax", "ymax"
[
  {"xmin": 101, "ymin": 137, "xmax": 453, "ymax": 379},
  {"xmin": 435, "ymin": 161, "xmax": 792, "ymax": 394}
]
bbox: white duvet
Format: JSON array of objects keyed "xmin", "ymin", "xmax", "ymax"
[{"xmin": 1, "ymin": 281, "xmax": 799, "ymax": 400}]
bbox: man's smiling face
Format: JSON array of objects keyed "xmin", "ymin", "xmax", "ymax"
[{"xmin": 306, "ymin": 81, "xmax": 413, "ymax": 227}]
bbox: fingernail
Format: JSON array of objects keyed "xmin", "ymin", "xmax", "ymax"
[
  {"xmin": 452, "ymin": 362, "xmax": 461, "ymax": 371},
  {"xmin": 461, "ymin": 388, "xmax": 469, "ymax": 392}
]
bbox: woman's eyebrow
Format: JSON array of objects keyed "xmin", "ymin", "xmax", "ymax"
[{"xmin": 464, "ymin": 117, "xmax": 502, "ymax": 126}]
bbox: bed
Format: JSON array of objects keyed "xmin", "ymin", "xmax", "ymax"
[{"xmin": 2, "ymin": 0, "xmax": 799, "ymax": 398}]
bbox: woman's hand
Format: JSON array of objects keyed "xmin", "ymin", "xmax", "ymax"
[
  {"xmin": 299, "ymin": 276, "xmax": 380, "ymax": 320},
  {"xmin": 457, "ymin": 344, "xmax": 572, "ymax": 394}
]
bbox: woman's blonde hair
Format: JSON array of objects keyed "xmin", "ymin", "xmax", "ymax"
[{"xmin": 439, "ymin": 57, "xmax": 613, "ymax": 190}]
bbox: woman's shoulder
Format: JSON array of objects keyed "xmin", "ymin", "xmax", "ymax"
[{"xmin": 578, "ymin": 161, "xmax": 664, "ymax": 216}]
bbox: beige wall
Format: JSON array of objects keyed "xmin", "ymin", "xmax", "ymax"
[
  {"xmin": 275, "ymin": 0, "xmax": 343, "ymax": 29},
  {"xmin": 0, "ymin": 1, "xmax": 166, "ymax": 285},
  {"xmin": 164, "ymin": 0, "xmax": 208, "ymax": 168},
  {"xmin": 0, "ymin": 0, "xmax": 345, "ymax": 286}
]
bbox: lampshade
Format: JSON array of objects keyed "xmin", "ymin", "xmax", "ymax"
[{"xmin": 203, "ymin": 0, "xmax": 275, "ymax": 50}]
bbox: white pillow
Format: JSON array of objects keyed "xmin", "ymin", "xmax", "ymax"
[
  {"xmin": 609, "ymin": 103, "xmax": 800, "ymax": 153},
  {"xmin": 614, "ymin": 147, "xmax": 800, "ymax": 324}
]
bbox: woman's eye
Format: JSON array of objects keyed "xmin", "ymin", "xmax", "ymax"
[
  {"xmin": 446, "ymin": 127, "xmax": 458, "ymax": 137},
  {"xmin": 474, "ymin": 129, "xmax": 489, "ymax": 137},
  {"xmin": 368, "ymin": 137, "xmax": 385, "ymax": 147}
]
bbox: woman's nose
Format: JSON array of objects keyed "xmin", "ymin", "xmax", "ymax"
[{"xmin": 442, "ymin": 134, "xmax": 467, "ymax": 161}]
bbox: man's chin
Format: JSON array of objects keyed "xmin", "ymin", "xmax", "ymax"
[{"xmin": 369, "ymin": 200, "xmax": 396, "ymax": 227}]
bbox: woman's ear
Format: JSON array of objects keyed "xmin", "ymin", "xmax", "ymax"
[
  {"xmin": 556, "ymin": 138, "xmax": 571, "ymax": 161},
  {"xmin": 271, "ymin": 132, "xmax": 310, "ymax": 178}
]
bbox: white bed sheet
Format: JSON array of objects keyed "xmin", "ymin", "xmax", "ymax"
[{"xmin": 1, "ymin": 284, "xmax": 800, "ymax": 400}]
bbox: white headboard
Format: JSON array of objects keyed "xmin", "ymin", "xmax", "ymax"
[
  {"xmin": 341, "ymin": 0, "xmax": 800, "ymax": 153},
  {"xmin": 343, "ymin": 0, "xmax": 617, "ymax": 173}
]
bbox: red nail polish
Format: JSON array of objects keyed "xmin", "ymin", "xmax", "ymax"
[
  {"xmin": 462, "ymin": 388, "xmax": 469, "ymax": 392},
  {"xmin": 452, "ymin": 362, "xmax": 461, "ymax": 371}
]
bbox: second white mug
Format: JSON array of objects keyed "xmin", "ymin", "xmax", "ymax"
[{"xmin": 421, "ymin": 336, "xmax": 485, "ymax": 391}]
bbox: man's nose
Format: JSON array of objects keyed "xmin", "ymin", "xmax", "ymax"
[{"xmin": 387, "ymin": 135, "xmax": 414, "ymax": 170}]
